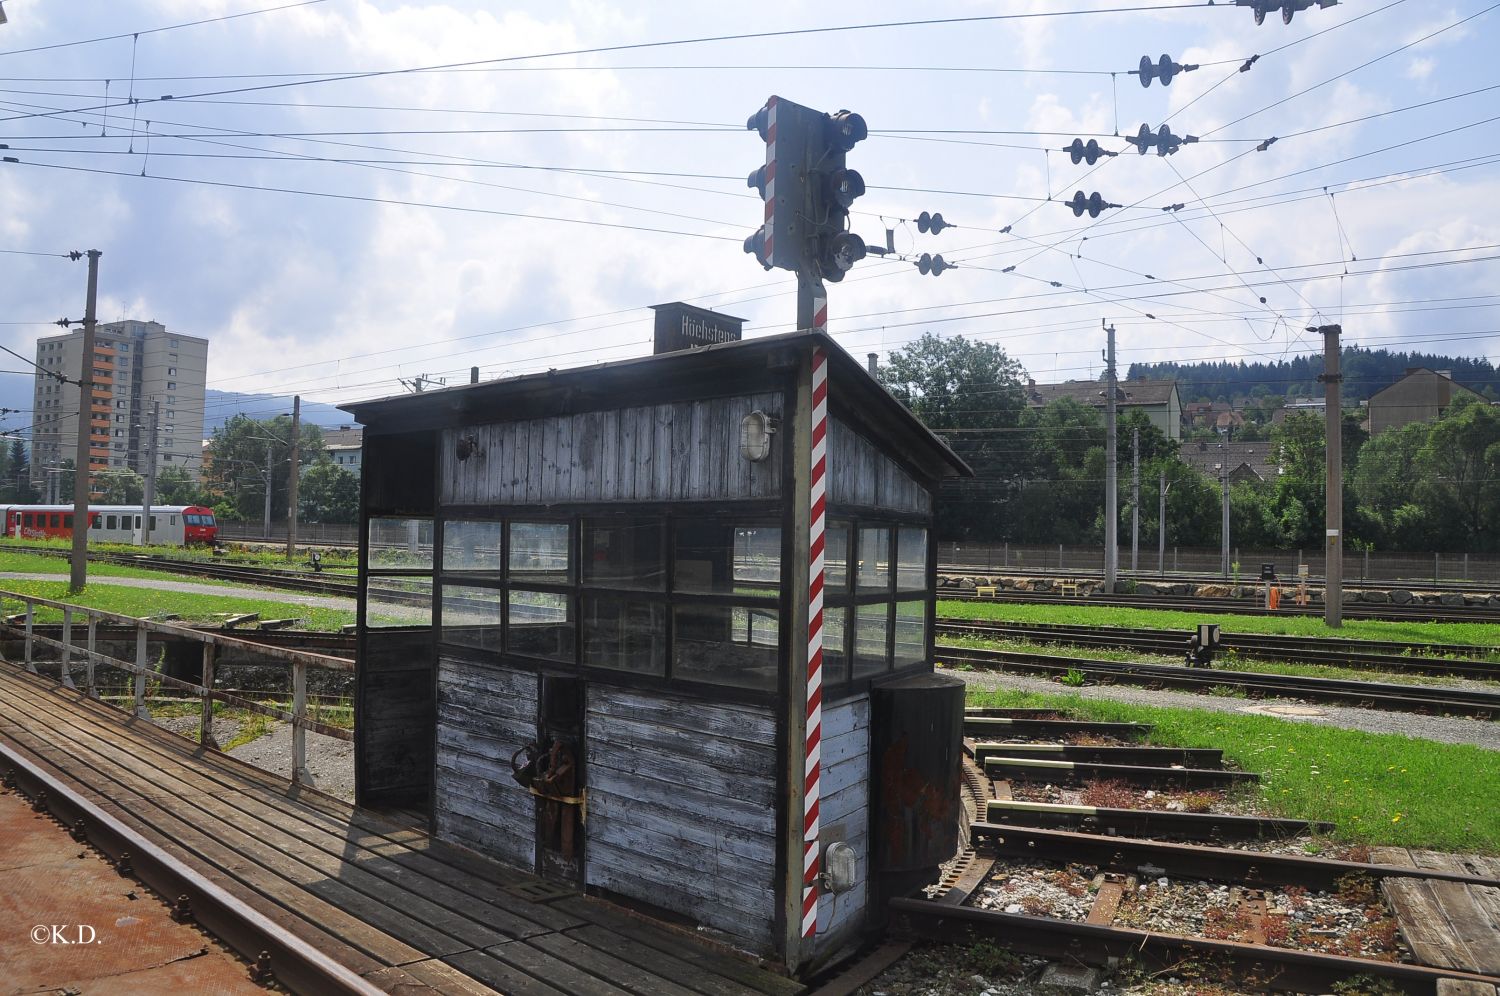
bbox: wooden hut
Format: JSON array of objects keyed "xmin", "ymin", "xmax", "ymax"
[{"xmin": 344, "ymin": 312, "xmax": 972, "ymax": 975}]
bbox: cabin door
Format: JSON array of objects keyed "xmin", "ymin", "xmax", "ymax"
[{"xmin": 535, "ymin": 675, "xmax": 586, "ymax": 884}]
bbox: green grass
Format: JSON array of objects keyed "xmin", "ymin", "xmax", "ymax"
[
  {"xmin": 0, "ymin": 580, "xmax": 354, "ymax": 631},
  {"xmin": 940, "ymin": 635, "xmax": 1499, "ymax": 689},
  {"xmin": 0, "ymin": 547, "xmax": 261, "ymax": 586},
  {"xmin": 0, "ymin": 537, "xmax": 358, "ymax": 572},
  {"xmin": 965, "ymin": 684, "xmax": 1500, "ymax": 853},
  {"xmin": 940, "ymin": 598, "xmax": 1500, "ymax": 649}
]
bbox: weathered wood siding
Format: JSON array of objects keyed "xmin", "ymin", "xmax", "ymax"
[
  {"xmin": 439, "ymin": 393, "xmax": 784, "ymax": 505},
  {"xmin": 433, "ymin": 657, "xmax": 537, "ymax": 870},
  {"xmin": 827, "ymin": 418, "xmax": 930, "ymax": 516},
  {"xmin": 356, "ymin": 629, "xmax": 433, "ymax": 809},
  {"xmin": 584, "ymin": 688, "xmax": 779, "ymax": 953},
  {"xmin": 816, "ymin": 694, "xmax": 870, "ymax": 955}
]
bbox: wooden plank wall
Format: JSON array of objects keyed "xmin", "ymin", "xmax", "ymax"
[
  {"xmin": 584, "ymin": 687, "xmax": 780, "ymax": 954},
  {"xmin": 357, "ymin": 629, "xmax": 434, "ymax": 808},
  {"xmin": 439, "ymin": 393, "xmax": 784, "ymax": 505},
  {"xmin": 433, "ymin": 657, "xmax": 538, "ymax": 871},
  {"xmin": 815, "ymin": 694, "xmax": 871, "ymax": 956},
  {"xmin": 826, "ymin": 418, "xmax": 930, "ymax": 516}
]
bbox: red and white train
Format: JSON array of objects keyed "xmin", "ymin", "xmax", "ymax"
[{"xmin": 0, "ymin": 504, "xmax": 219, "ymax": 546}]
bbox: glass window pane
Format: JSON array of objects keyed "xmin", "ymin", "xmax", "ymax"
[
  {"xmin": 822, "ymin": 606, "xmax": 849, "ymax": 686},
  {"xmin": 852, "ymin": 603, "xmax": 890, "ymax": 679},
  {"xmin": 443, "ymin": 520, "xmax": 504, "ymax": 574},
  {"xmin": 894, "ymin": 600, "xmax": 927, "ymax": 670},
  {"xmin": 509, "ymin": 522, "xmax": 571, "ymax": 584},
  {"xmin": 366, "ymin": 576, "xmax": 434, "ymax": 628},
  {"xmin": 508, "ymin": 590, "xmax": 574, "ymax": 661},
  {"xmin": 857, "ymin": 526, "xmax": 891, "ymax": 593},
  {"xmin": 825, "ymin": 521, "xmax": 851, "ymax": 593},
  {"xmin": 675, "ymin": 520, "xmax": 781, "ymax": 597},
  {"xmin": 369, "ymin": 518, "xmax": 435, "ymax": 570},
  {"xmin": 583, "ymin": 596, "xmax": 665, "ymax": 675},
  {"xmin": 673, "ymin": 604, "xmax": 778, "ymax": 690},
  {"xmin": 583, "ymin": 520, "xmax": 664, "ymax": 590},
  {"xmin": 897, "ymin": 528, "xmax": 927, "ymax": 592},
  {"xmin": 441, "ymin": 585, "xmax": 503, "ymax": 652}
]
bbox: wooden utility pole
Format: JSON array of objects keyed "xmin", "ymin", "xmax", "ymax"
[
  {"xmin": 286, "ymin": 395, "xmax": 300, "ymax": 560},
  {"xmin": 1318, "ymin": 325, "xmax": 1344, "ymax": 627},
  {"xmin": 1103, "ymin": 321, "xmax": 1118, "ymax": 591},
  {"xmin": 69, "ymin": 250, "xmax": 101, "ymax": 592}
]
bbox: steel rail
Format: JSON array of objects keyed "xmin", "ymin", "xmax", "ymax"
[
  {"xmin": 939, "ymin": 565, "xmax": 1500, "ymax": 594},
  {"xmin": 941, "ymin": 645, "xmax": 1500, "ymax": 718},
  {"xmin": 942, "ymin": 588, "xmax": 1500, "ymax": 623},
  {"xmin": 0, "ymin": 744, "xmax": 385, "ymax": 996},
  {"xmin": 968, "ymin": 822, "xmax": 1500, "ymax": 891},
  {"xmin": 938, "ymin": 618, "xmax": 1499, "ymax": 671},
  {"xmin": 889, "ymin": 896, "xmax": 1500, "ymax": 995}
]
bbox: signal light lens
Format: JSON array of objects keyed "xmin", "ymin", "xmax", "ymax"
[
  {"xmin": 821, "ymin": 232, "xmax": 866, "ymax": 281},
  {"xmin": 828, "ymin": 110, "xmax": 868, "ymax": 152},
  {"xmin": 829, "ymin": 168, "xmax": 865, "ymax": 209}
]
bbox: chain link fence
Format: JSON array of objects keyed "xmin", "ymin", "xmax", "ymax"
[{"xmin": 941, "ymin": 542, "xmax": 1498, "ymax": 585}]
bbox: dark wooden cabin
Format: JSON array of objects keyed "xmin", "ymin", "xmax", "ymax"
[{"xmin": 344, "ymin": 314, "xmax": 972, "ymax": 975}]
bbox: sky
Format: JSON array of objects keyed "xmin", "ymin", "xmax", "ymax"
[{"xmin": 1, "ymin": 0, "xmax": 1498, "ymax": 438}]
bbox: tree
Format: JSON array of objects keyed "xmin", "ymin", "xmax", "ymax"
[
  {"xmin": 298, "ymin": 461, "xmax": 360, "ymax": 524},
  {"xmin": 95, "ymin": 469, "xmax": 144, "ymax": 504},
  {"xmin": 1413, "ymin": 395, "xmax": 1500, "ymax": 549},
  {"xmin": 878, "ymin": 333, "xmax": 1028, "ymax": 540},
  {"xmin": 153, "ymin": 466, "xmax": 207, "ymax": 506},
  {"xmin": 8, "ymin": 439, "xmax": 36, "ymax": 503},
  {"xmin": 206, "ymin": 414, "xmax": 325, "ymax": 523}
]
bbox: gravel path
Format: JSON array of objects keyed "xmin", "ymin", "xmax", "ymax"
[
  {"xmin": 226, "ymin": 721, "xmax": 355, "ymax": 800},
  {"xmin": 0, "ymin": 572, "xmax": 354, "ymax": 611},
  {"xmin": 959, "ymin": 669, "xmax": 1500, "ymax": 750}
]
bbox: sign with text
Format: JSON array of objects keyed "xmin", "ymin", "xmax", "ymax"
[{"xmin": 651, "ymin": 302, "xmax": 745, "ymax": 354}]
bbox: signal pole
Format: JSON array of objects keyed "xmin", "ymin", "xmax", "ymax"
[
  {"xmin": 286, "ymin": 395, "xmax": 301, "ymax": 560},
  {"xmin": 1103, "ymin": 321, "xmax": 1118, "ymax": 592},
  {"xmin": 68, "ymin": 250, "xmax": 101, "ymax": 593},
  {"xmin": 1317, "ymin": 324, "xmax": 1344, "ymax": 627},
  {"xmin": 141, "ymin": 399, "xmax": 159, "ymax": 545},
  {"xmin": 1131, "ymin": 427, "xmax": 1140, "ymax": 573}
]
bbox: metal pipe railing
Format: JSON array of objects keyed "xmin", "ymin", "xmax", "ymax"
[{"xmin": 0, "ymin": 589, "xmax": 352, "ymax": 787}]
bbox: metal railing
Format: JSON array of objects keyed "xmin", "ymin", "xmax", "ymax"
[{"xmin": 0, "ymin": 589, "xmax": 353, "ymax": 786}]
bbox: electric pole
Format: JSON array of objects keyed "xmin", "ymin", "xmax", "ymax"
[
  {"xmin": 1317, "ymin": 324, "xmax": 1344, "ymax": 627},
  {"xmin": 1157, "ymin": 470, "xmax": 1170, "ymax": 576},
  {"xmin": 1130, "ymin": 427, "xmax": 1140, "ymax": 574},
  {"xmin": 141, "ymin": 399, "xmax": 159, "ymax": 545},
  {"xmin": 1103, "ymin": 321, "xmax": 1118, "ymax": 591},
  {"xmin": 1220, "ymin": 456, "xmax": 1230, "ymax": 579},
  {"xmin": 262, "ymin": 444, "xmax": 274, "ymax": 540},
  {"xmin": 286, "ymin": 396, "xmax": 301, "ymax": 560},
  {"xmin": 68, "ymin": 249, "xmax": 101, "ymax": 593}
]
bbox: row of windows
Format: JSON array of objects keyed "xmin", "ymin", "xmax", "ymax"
[{"xmin": 366, "ymin": 515, "xmax": 930, "ymax": 694}]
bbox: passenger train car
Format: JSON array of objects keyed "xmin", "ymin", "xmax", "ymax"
[{"xmin": 0, "ymin": 504, "xmax": 218, "ymax": 546}]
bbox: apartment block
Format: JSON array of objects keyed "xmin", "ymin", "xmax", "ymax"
[{"xmin": 31, "ymin": 320, "xmax": 208, "ymax": 490}]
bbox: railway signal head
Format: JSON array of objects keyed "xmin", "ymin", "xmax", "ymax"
[
  {"xmin": 916, "ymin": 252, "xmax": 951, "ymax": 276},
  {"xmin": 745, "ymin": 96, "xmax": 871, "ymax": 282},
  {"xmin": 917, "ymin": 210, "xmax": 950, "ymax": 235},
  {"xmin": 1065, "ymin": 138, "xmax": 1116, "ymax": 165},
  {"xmin": 1066, "ymin": 190, "xmax": 1119, "ymax": 218}
]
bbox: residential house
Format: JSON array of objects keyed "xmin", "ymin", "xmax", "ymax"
[{"xmin": 1024, "ymin": 378, "xmax": 1182, "ymax": 440}]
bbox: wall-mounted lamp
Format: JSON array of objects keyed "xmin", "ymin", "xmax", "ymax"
[
  {"xmin": 819, "ymin": 841, "xmax": 858, "ymax": 894},
  {"xmin": 456, "ymin": 432, "xmax": 484, "ymax": 462},
  {"xmin": 739, "ymin": 410, "xmax": 778, "ymax": 462}
]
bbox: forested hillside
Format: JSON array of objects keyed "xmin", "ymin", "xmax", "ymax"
[{"xmin": 1128, "ymin": 347, "xmax": 1500, "ymax": 404}]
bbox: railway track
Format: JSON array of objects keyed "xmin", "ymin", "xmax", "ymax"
[
  {"xmin": 940, "ymin": 565, "xmax": 1500, "ymax": 594},
  {"xmin": 816, "ymin": 710, "xmax": 1500, "ymax": 995},
  {"xmin": 937, "ymin": 619, "xmax": 1500, "ymax": 680},
  {"xmin": 942, "ymin": 587, "xmax": 1500, "ymax": 623},
  {"xmin": 938, "ymin": 645, "xmax": 1500, "ymax": 718}
]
